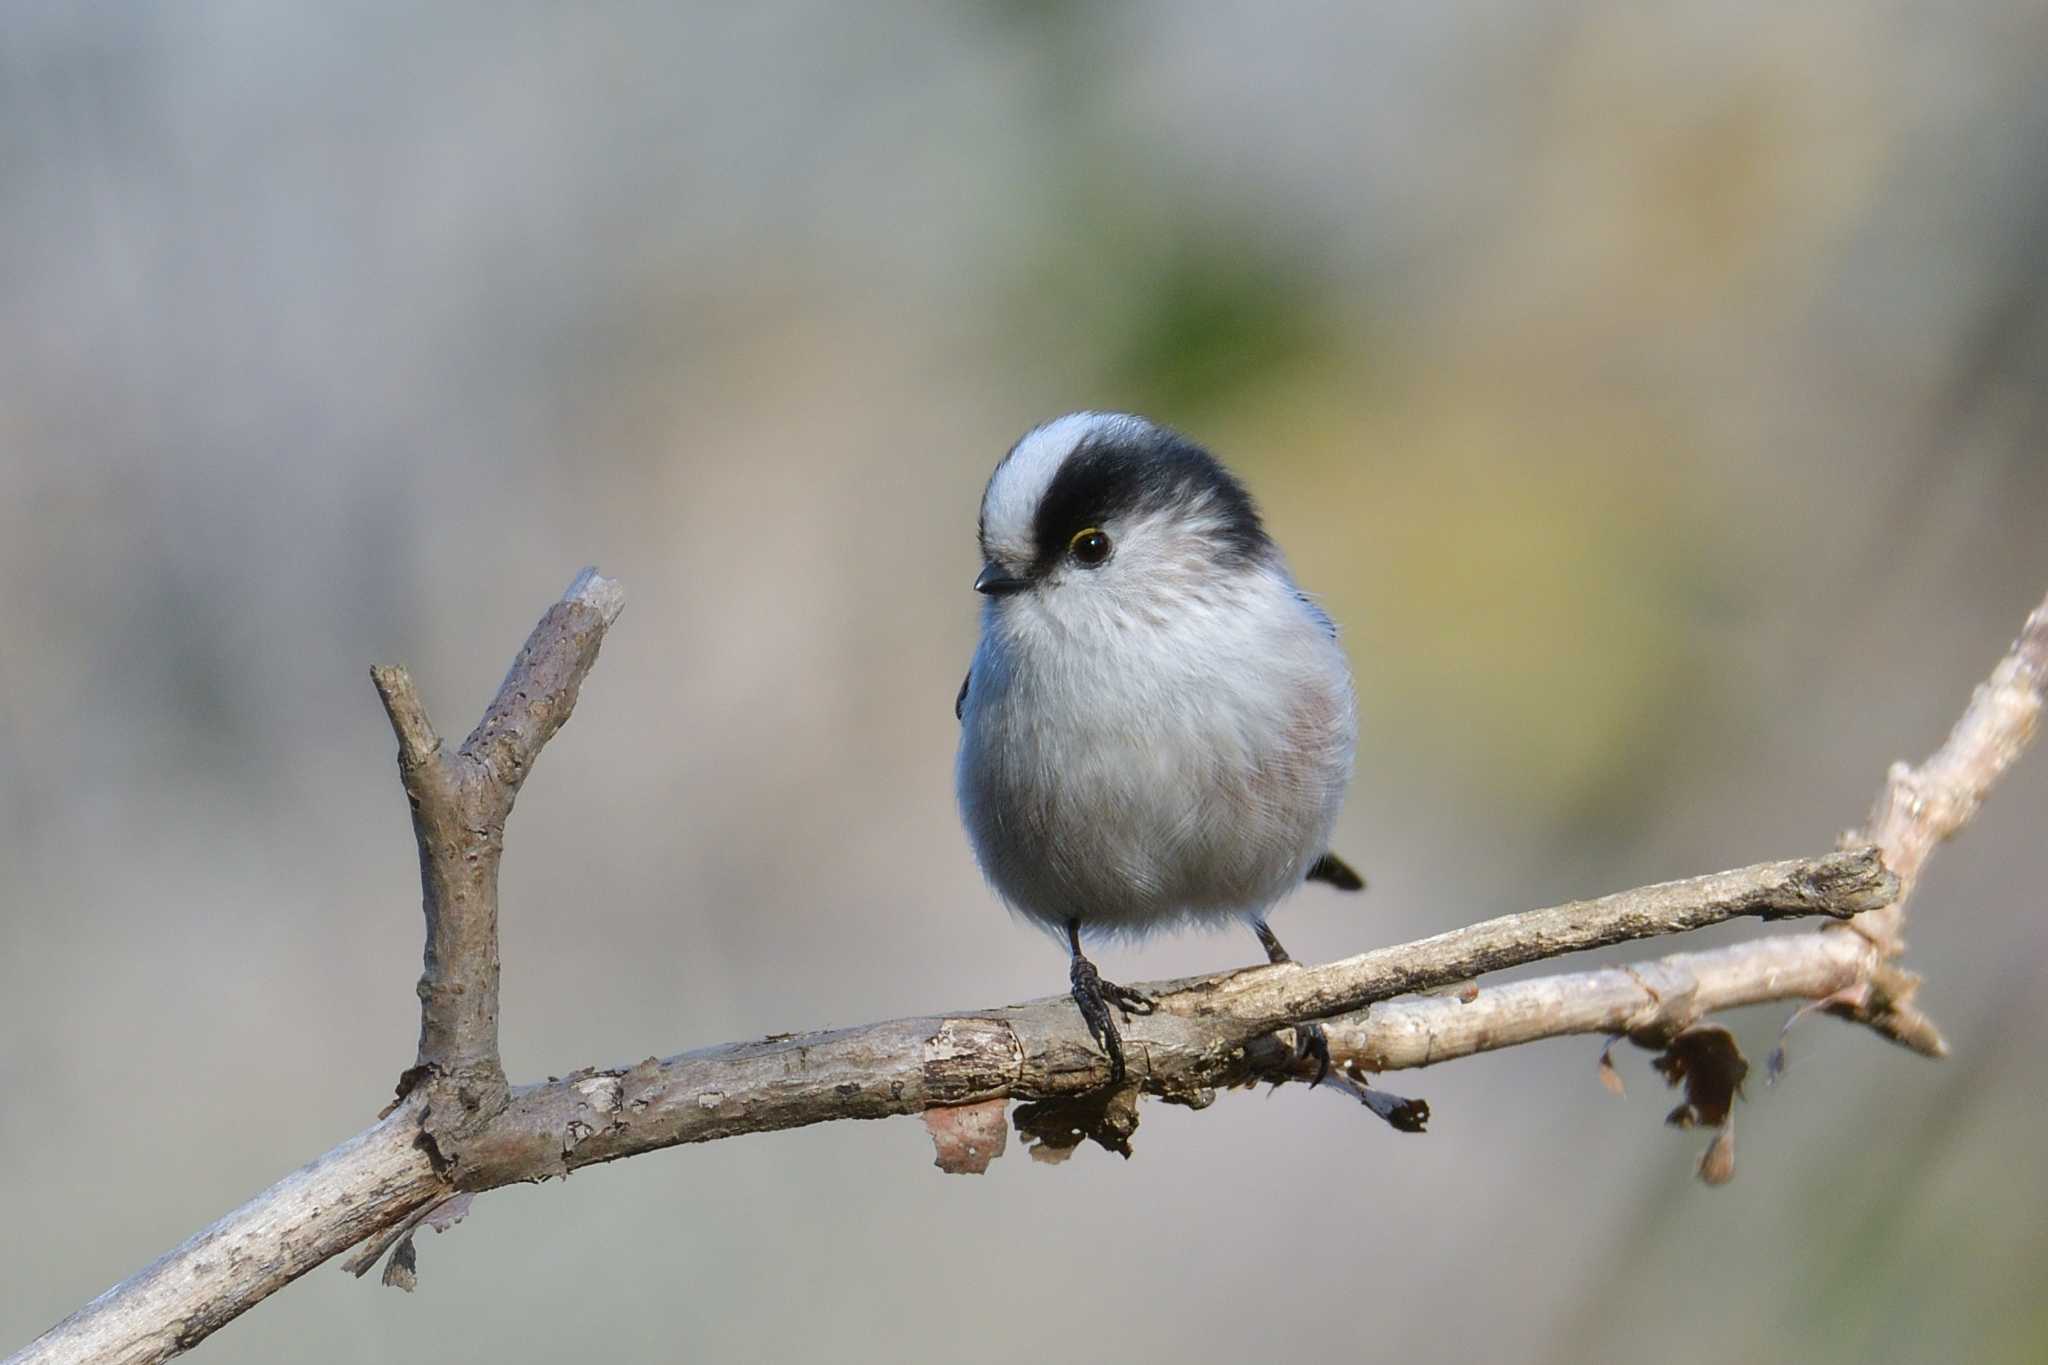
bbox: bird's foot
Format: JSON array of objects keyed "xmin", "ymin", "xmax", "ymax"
[
  {"xmin": 1294, "ymin": 1020, "xmax": 1332, "ymax": 1088},
  {"xmin": 1069, "ymin": 953, "xmax": 1155, "ymax": 1084},
  {"xmin": 1251, "ymin": 922, "xmax": 1330, "ymax": 1085}
]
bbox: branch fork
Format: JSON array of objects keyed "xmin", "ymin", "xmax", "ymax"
[{"xmin": 368, "ymin": 567, "xmax": 625, "ymax": 1155}]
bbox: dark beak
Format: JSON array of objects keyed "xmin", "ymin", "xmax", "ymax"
[{"xmin": 974, "ymin": 562, "xmax": 1031, "ymax": 596}]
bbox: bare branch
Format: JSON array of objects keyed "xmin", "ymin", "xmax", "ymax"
[
  {"xmin": 368, "ymin": 667, "xmax": 442, "ymax": 776},
  {"xmin": 5, "ymin": 847, "xmax": 1885, "ymax": 1365},
  {"xmin": 1306, "ymin": 928, "xmax": 1883, "ymax": 1076},
  {"xmin": 1252, "ymin": 590, "xmax": 2048, "ymax": 1085},
  {"xmin": 1835, "ymin": 590, "xmax": 2048, "ymax": 1052},
  {"xmin": 8, "ymin": 1100, "xmax": 443, "ymax": 1365},
  {"xmin": 1155, "ymin": 850, "xmax": 1894, "ymax": 1035},
  {"xmin": 10, "ymin": 578, "xmax": 2042, "ymax": 1365},
  {"xmin": 460, "ymin": 566, "xmax": 628, "ymax": 811},
  {"xmin": 1805, "ymin": 588, "xmax": 2048, "ymax": 1052},
  {"xmin": 375, "ymin": 568, "xmax": 626, "ymax": 1119},
  {"xmin": 1260, "ymin": 592, "xmax": 2048, "ymax": 1083},
  {"xmin": 1855, "ymin": 593, "xmax": 2047, "ymax": 913},
  {"xmin": 431, "ymin": 851, "xmax": 1885, "ymax": 1186}
]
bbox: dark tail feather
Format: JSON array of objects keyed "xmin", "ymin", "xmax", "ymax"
[{"xmin": 1306, "ymin": 852, "xmax": 1366, "ymax": 892}]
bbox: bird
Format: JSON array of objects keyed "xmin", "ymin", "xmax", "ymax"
[{"xmin": 954, "ymin": 411, "xmax": 1363, "ymax": 1084}]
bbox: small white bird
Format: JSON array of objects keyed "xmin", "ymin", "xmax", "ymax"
[{"xmin": 955, "ymin": 412, "xmax": 1362, "ymax": 1082}]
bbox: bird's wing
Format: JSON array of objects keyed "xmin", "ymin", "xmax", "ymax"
[
  {"xmin": 955, "ymin": 667, "xmax": 970, "ymax": 722},
  {"xmin": 1306, "ymin": 851, "xmax": 1365, "ymax": 891},
  {"xmin": 1294, "ymin": 589, "xmax": 1338, "ymax": 640}
]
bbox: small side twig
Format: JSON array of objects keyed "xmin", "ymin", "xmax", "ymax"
[{"xmin": 1820, "ymin": 593, "xmax": 2048, "ymax": 1051}]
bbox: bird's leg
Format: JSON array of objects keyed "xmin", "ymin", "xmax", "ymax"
[
  {"xmin": 1252, "ymin": 919, "xmax": 1331, "ymax": 1087},
  {"xmin": 1066, "ymin": 918, "xmax": 1154, "ymax": 1084},
  {"xmin": 1252, "ymin": 919, "xmax": 1293, "ymax": 964}
]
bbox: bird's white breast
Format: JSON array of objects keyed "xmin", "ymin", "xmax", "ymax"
[{"xmin": 956, "ymin": 563, "xmax": 1355, "ymax": 939}]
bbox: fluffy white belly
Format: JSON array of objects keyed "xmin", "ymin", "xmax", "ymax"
[{"xmin": 957, "ymin": 618, "xmax": 1352, "ymax": 937}]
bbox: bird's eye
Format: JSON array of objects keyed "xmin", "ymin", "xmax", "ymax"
[{"xmin": 1068, "ymin": 527, "xmax": 1112, "ymax": 566}]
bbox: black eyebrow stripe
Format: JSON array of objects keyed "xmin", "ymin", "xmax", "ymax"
[{"xmin": 1027, "ymin": 423, "xmax": 1270, "ymax": 574}]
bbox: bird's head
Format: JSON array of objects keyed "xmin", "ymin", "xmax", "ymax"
[{"xmin": 973, "ymin": 413, "xmax": 1273, "ymax": 628}]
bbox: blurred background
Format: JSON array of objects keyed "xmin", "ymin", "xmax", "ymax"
[{"xmin": 4, "ymin": 3, "xmax": 2047, "ymax": 1360}]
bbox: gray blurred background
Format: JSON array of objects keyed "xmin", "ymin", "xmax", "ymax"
[{"xmin": 4, "ymin": 3, "xmax": 2047, "ymax": 1361}]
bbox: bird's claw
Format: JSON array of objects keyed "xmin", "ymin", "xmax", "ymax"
[
  {"xmin": 1104, "ymin": 980, "xmax": 1155, "ymax": 1018},
  {"xmin": 1294, "ymin": 1020, "xmax": 1332, "ymax": 1088},
  {"xmin": 1070, "ymin": 956, "xmax": 1152, "ymax": 1083}
]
